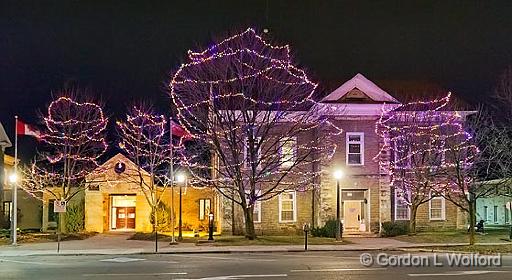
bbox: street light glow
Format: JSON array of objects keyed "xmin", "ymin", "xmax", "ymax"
[
  {"xmin": 175, "ymin": 173, "xmax": 187, "ymax": 183},
  {"xmin": 9, "ymin": 173, "xmax": 18, "ymax": 183},
  {"xmin": 333, "ymin": 169, "xmax": 344, "ymax": 180}
]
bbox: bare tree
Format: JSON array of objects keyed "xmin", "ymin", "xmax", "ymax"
[
  {"xmin": 493, "ymin": 66, "xmax": 512, "ymax": 119},
  {"xmin": 25, "ymin": 93, "xmax": 108, "ymax": 234},
  {"xmin": 376, "ymin": 94, "xmax": 456, "ymax": 234},
  {"xmin": 440, "ymin": 108, "xmax": 512, "ymax": 245},
  {"xmin": 169, "ymin": 28, "xmax": 341, "ymax": 239},
  {"xmin": 117, "ymin": 105, "xmax": 172, "ymax": 251}
]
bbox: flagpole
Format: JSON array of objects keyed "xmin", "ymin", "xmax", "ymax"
[
  {"xmin": 12, "ymin": 116, "xmax": 18, "ymax": 246},
  {"xmin": 169, "ymin": 117, "xmax": 176, "ymax": 244}
]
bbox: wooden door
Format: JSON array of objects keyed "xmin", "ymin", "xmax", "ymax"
[
  {"xmin": 116, "ymin": 208, "xmax": 127, "ymax": 229},
  {"xmin": 126, "ymin": 207, "xmax": 136, "ymax": 229},
  {"xmin": 344, "ymin": 201, "xmax": 361, "ymax": 231}
]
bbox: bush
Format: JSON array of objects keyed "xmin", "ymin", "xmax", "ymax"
[
  {"xmin": 381, "ymin": 221, "xmax": 409, "ymax": 237},
  {"xmin": 150, "ymin": 202, "xmax": 174, "ymax": 231},
  {"xmin": 311, "ymin": 219, "xmax": 343, "ymax": 238},
  {"xmin": 65, "ymin": 200, "xmax": 85, "ymax": 233}
]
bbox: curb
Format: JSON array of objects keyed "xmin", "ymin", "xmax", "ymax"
[{"xmin": 0, "ymin": 247, "xmax": 405, "ymax": 257}]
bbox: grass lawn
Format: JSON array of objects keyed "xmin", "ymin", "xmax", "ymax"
[
  {"xmin": 0, "ymin": 232, "xmax": 96, "ymax": 245},
  {"xmin": 393, "ymin": 228, "xmax": 512, "ymax": 244},
  {"xmin": 418, "ymin": 245, "xmax": 512, "ymax": 254},
  {"xmin": 130, "ymin": 232, "xmax": 349, "ymax": 246}
]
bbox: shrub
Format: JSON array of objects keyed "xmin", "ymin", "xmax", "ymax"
[
  {"xmin": 65, "ymin": 200, "xmax": 85, "ymax": 233},
  {"xmin": 311, "ymin": 219, "xmax": 343, "ymax": 238},
  {"xmin": 150, "ymin": 202, "xmax": 174, "ymax": 231},
  {"xmin": 381, "ymin": 221, "xmax": 409, "ymax": 237}
]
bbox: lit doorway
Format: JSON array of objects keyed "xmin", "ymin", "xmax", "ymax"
[{"xmin": 110, "ymin": 195, "xmax": 136, "ymax": 230}]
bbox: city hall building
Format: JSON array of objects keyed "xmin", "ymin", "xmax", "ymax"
[{"xmin": 222, "ymin": 74, "xmax": 472, "ymax": 235}]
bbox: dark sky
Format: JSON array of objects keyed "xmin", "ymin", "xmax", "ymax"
[{"xmin": 1, "ymin": 1, "xmax": 512, "ymax": 158}]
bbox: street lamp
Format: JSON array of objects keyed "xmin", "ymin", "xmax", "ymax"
[
  {"xmin": 9, "ymin": 172, "xmax": 19, "ymax": 246},
  {"xmin": 333, "ymin": 169, "xmax": 344, "ymax": 241},
  {"xmin": 208, "ymin": 212, "xmax": 214, "ymax": 241},
  {"xmin": 176, "ymin": 173, "xmax": 186, "ymax": 241},
  {"xmin": 8, "ymin": 173, "xmax": 18, "ymax": 184}
]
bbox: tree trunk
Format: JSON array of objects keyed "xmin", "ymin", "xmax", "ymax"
[
  {"xmin": 243, "ymin": 205, "xmax": 256, "ymax": 240},
  {"xmin": 468, "ymin": 201, "xmax": 476, "ymax": 245},
  {"xmin": 409, "ymin": 205, "xmax": 418, "ymax": 235}
]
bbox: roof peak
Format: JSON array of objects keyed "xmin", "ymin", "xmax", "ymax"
[{"xmin": 321, "ymin": 73, "xmax": 400, "ymax": 104}]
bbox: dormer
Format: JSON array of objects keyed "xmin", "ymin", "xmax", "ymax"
[{"xmin": 321, "ymin": 73, "xmax": 400, "ymax": 104}]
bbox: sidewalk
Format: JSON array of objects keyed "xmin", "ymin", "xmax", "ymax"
[{"xmin": 0, "ymin": 234, "xmax": 510, "ymax": 257}]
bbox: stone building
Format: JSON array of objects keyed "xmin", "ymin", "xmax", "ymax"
[
  {"xmin": 222, "ymin": 73, "xmax": 470, "ymax": 235},
  {"xmin": 41, "ymin": 153, "xmax": 220, "ymax": 234}
]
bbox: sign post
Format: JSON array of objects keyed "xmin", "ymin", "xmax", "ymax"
[{"xmin": 54, "ymin": 200, "xmax": 66, "ymax": 253}]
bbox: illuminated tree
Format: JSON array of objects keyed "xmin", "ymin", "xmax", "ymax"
[
  {"xmin": 25, "ymin": 94, "xmax": 108, "ymax": 233},
  {"xmin": 440, "ymin": 109, "xmax": 512, "ymax": 245},
  {"xmin": 117, "ymin": 105, "xmax": 172, "ymax": 243},
  {"xmin": 376, "ymin": 93, "xmax": 477, "ymax": 234},
  {"xmin": 169, "ymin": 28, "xmax": 341, "ymax": 239}
]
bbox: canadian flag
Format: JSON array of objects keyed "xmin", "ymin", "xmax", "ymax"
[
  {"xmin": 16, "ymin": 119, "xmax": 41, "ymax": 138},
  {"xmin": 170, "ymin": 119, "xmax": 192, "ymax": 139}
]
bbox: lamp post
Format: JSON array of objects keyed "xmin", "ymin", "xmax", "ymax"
[
  {"xmin": 333, "ymin": 169, "xmax": 344, "ymax": 241},
  {"xmin": 208, "ymin": 212, "xmax": 214, "ymax": 241},
  {"xmin": 176, "ymin": 173, "xmax": 186, "ymax": 241},
  {"xmin": 9, "ymin": 172, "xmax": 18, "ymax": 246}
]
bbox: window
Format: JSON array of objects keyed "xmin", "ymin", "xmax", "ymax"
[
  {"xmin": 505, "ymin": 205, "xmax": 510, "ymax": 224},
  {"xmin": 483, "ymin": 206, "xmax": 488, "ymax": 221},
  {"xmin": 2, "ymin": 201, "xmax": 12, "ymax": 221},
  {"xmin": 394, "ymin": 192, "xmax": 410, "ymax": 220},
  {"xmin": 429, "ymin": 194, "xmax": 445, "ymax": 220},
  {"xmin": 48, "ymin": 199, "xmax": 57, "ymax": 222},
  {"xmin": 246, "ymin": 190, "xmax": 262, "ymax": 223},
  {"xmin": 280, "ymin": 137, "xmax": 297, "ymax": 168},
  {"xmin": 393, "ymin": 139, "xmax": 411, "ymax": 168},
  {"xmin": 494, "ymin": 205, "xmax": 498, "ymax": 223},
  {"xmin": 279, "ymin": 191, "xmax": 296, "ymax": 223},
  {"xmin": 198, "ymin": 199, "xmax": 211, "ymax": 220},
  {"xmin": 244, "ymin": 137, "xmax": 261, "ymax": 168},
  {"xmin": 253, "ymin": 198, "xmax": 262, "ymax": 223},
  {"xmin": 346, "ymin": 133, "xmax": 364, "ymax": 165}
]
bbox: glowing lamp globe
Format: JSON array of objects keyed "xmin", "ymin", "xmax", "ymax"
[
  {"xmin": 8, "ymin": 173, "xmax": 18, "ymax": 183},
  {"xmin": 176, "ymin": 173, "xmax": 187, "ymax": 183},
  {"xmin": 333, "ymin": 170, "xmax": 344, "ymax": 180}
]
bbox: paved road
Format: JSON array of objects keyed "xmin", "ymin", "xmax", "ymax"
[{"xmin": 1, "ymin": 251, "xmax": 511, "ymax": 279}]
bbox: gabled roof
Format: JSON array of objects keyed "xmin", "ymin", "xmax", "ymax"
[
  {"xmin": 321, "ymin": 73, "xmax": 400, "ymax": 104},
  {"xmin": 88, "ymin": 153, "xmax": 150, "ymax": 179}
]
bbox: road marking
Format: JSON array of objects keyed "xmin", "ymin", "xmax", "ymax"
[
  {"xmin": 175, "ymin": 274, "xmax": 287, "ymax": 280},
  {"xmin": 99, "ymin": 257, "xmax": 146, "ymax": 263},
  {"xmin": 172, "ymin": 254, "xmax": 276, "ymax": 262},
  {"xmin": 408, "ymin": 271, "xmax": 510, "ymax": 277},
  {"xmin": 291, "ymin": 268, "xmax": 387, "ymax": 272},
  {"xmin": 0, "ymin": 259, "xmax": 63, "ymax": 266},
  {"xmin": 83, "ymin": 272, "xmax": 187, "ymax": 277}
]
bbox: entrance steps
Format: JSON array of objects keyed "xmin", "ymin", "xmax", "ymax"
[{"xmin": 343, "ymin": 231, "xmax": 379, "ymax": 238}]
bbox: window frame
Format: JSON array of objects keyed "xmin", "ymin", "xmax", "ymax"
[
  {"xmin": 494, "ymin": 205, "xmax": 499, "ymax": 223},
  {"xmin": 244, "ymin": 136, "xmax": 262, "ymax": 169},
  {"xmin": 394, "ymin": 191, "xmax": 410, "ymax": 221},
  {"xmin": 278, "ymin": 191, "xmax": 297, "ymax": 223},
  {"xmin": 279, "ymin": 136, "xmax": 297, "ymax": 169},
  {"xmin": 346, "ymin": 132, "xmax": 364, "ymax": 166},
  {"xmin": 198, "ymin": 198, "xmax": 211, "ymax": 221},
  {"xmin": 246, "ymin": 190, "xmax": 262, "ymax": 223},
  {"xmin": 505, "ymin": 204, "xmax": 510, "ymax": 224},
  {"xmin": 429, "ymin": 193, "xmax": 446, "ymax": 221},
  {"xmin": 2, "ymin": 201, "xmax": 12, "ymax": 221}
]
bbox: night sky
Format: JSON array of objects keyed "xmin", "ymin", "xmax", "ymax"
[{"xmin": 1, "ymin": 1, "xmax": 512, "ymax": 159}]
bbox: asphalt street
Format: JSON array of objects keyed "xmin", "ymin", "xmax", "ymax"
[{"xmin": 0, "ymin": 251, "xmax": 511, "ymax": 280}]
